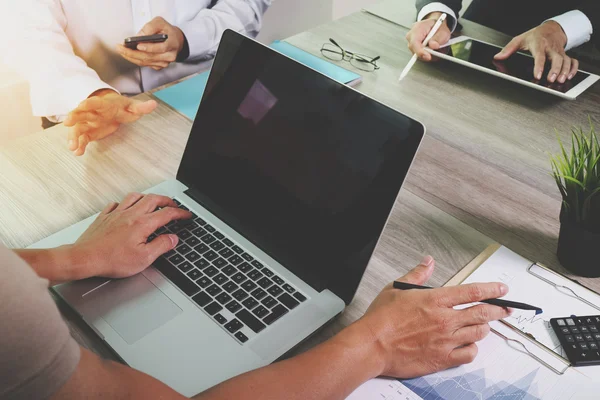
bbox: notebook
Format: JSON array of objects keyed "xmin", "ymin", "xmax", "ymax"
[{"xmin": 154, "ymin": 41, "xmax": 362, "ymax": 120}]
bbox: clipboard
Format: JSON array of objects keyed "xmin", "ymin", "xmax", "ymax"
[{"xmin": 444, "ymin": 243, "xmax": 600, "ymax": 375}]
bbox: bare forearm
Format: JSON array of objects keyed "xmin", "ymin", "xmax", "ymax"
[
  {"xmin": 52, "ymin": 347, "xmax": 188, "ymax": 399},
  {"xmin": 195, "ymin": 323, "xmax": 382, "ymax": 400},
  {"xmin": 15, "ymin": 246, "xmax": 89, "ymax": 285},
  {"xmin": 53, "ymin": 323, "xmax": 381, "ymax": 400}
]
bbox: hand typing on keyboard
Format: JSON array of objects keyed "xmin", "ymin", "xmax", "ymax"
[{"xmin": 69, "ymin": 193, "xmax": 192, "ymax": 279}]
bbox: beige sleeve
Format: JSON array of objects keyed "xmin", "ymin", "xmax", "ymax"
[{"xmin": 0, "ymin": 244, "xmax": 80, "ymax": 399}]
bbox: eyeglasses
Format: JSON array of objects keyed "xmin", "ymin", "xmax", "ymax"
[{"xmin": 320, "ymin": 38, "xmax": 380, "ymax": 72}]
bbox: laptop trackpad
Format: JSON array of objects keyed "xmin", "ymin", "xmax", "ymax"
[{"xmin": 89, "ymin": 274, "xmax": 182, "ymax": 344}]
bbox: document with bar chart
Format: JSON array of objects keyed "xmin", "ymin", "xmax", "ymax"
[{"xmin": 346, "ymin": 332, "xmax": 599, "ymax": 400}]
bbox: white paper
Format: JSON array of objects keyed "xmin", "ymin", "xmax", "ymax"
[{"xmin": 347, "ymin": 332, "xmax": 599, "ymax": 399}]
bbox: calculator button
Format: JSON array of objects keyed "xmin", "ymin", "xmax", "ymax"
[
  {"xmin": 565, "ymin": 335, "xmax": 575, "ymax": 343},
  {"xmin": 560, "ymin": 328, "xmax": 570, "ymax": 334},
  {"xmin": 575, "ymin": 334, "xmax": 584, "ymax": 341},
  {"xmin": 580, "ymin": 342, "xmax": 589, "ymax": 350},
  {"xmin": 571, "ymin": 327, "xmax": 580, "ymax": 334},
  {"xmin": 594, "ymin": 334, "xmax": 600, "ymax": 341},
  {"xmin": 584, "ymin": 334, "xmax": 594, "ymax": 342},
  {"xmin": 590, "ymin": 342, "xmax": 599, "ymax": 350},
  {"xmin": 556, "ymin": 319, "xmax": 566, "ymax": 326},
  {"xmin": 566, "ymin": 319, "xmax": 575, "ymax": 326},
  {"xmin": 580, "ymin": 326, "xmax": 589, "ymax": 333},
  {"xmin": 570, "ymin": 344, "xmax": 578, "ymax": 350},
  {"xmin": 590, "ymin": 326, "xmax": 598, "ymax": 333}
]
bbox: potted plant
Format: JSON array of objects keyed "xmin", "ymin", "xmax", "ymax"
[{"xmin": 551, "ymin": 121, "xmax": 600, "ymax": 277}]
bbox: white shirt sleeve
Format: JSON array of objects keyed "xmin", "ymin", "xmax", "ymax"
[
  {"xmin": 417, "ymin": 2, "xmax": 458, "ymax": 33},
  {"xmin": 548, "ymin": 10, "xmax": 594, "ymax": 51},
  {"xmin": 0, "ymin": 0, "xmax": 115, "ymax": 121},
  {"xmin": 178, "ymin": 0, "xmax": 272, "ymax": 61}
]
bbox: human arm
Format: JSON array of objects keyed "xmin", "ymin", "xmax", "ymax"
[
  {"xmin": 47, "ymin": 257, "xmax": 509, "ymax": 399},
  {"xmin": 0, "ymin": 0, "xmax": 114, "ymax": 121},
  {"xmin": 170, "ymin": 0, "xmax": 270, "ymax": 61},
  {"xmin": 407, "ymin": 1, "xmax": 461, "ymax": 60},
  {"xmin": 116, "ymin": 0, "xmax": 270, "ymax": 70},
  {"xmin": 15, "ymin": 193, "xmax": 191, "ymax": 285},
  {"xmin": 416, "ymin": 1, "xmax": 462, "ymax": 32},
  {"xmin": 493, "ymin": 4, "xmax": 597, "ymax": 83}
]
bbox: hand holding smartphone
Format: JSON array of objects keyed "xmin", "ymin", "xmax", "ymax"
[{"xmin": 124, "ymin": 34, "xmax": 168, "ymax": 50}]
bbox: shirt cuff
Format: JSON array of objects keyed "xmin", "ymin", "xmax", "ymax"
[
  {"xmin": 43, "ymin": 78, "xmax": 117, "ymax": 123},
  {"xmin": 548, "ymin": 10, "xmax": 593, "ymax": 51},
  {"xmin": 417, "ymin": 2, "xmax": 458, "ymax": 33},
  {"xmin": 176, "ymin": 33, "xmax": 190, "ymax": 62},
  {"xmin": 178, "ymin": 19, "xmax": 218, "ymax": 61}
]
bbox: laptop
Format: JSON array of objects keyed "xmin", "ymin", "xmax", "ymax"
[{"xmin": 30, "ymin": 30, "xmax": 425, "ymax": 396}]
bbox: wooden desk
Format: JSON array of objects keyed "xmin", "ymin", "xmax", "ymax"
[{"xmin": 1, "ymin": 10, "xmax": 599, "ymax": 363}]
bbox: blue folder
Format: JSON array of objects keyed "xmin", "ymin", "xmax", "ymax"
[{"xmin": 154, "ymin": 41, "xmax": 361, "ymax": 120}]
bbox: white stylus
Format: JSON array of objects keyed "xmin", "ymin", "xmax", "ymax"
[{"xmin": 399, "ymin": 13, "xmax": 447, "ymax": 81}]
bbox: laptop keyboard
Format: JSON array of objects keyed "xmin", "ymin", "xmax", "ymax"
[{"xmin": 150, "ymin": 198, "xmax": 308, "ymax": 344}]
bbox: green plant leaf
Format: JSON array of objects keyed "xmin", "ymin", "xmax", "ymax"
[{"xmin": 550, "ymin": 118, "xmax": 600, "ymax": 227}]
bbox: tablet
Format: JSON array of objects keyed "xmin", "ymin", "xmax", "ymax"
[{"xmin": 426, "ymin": 36, "xmax": 600, "ymax": 100}]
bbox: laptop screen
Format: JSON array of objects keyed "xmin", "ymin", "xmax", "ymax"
[{"xmin": 178, "ymin": 30, "xmax": 424, "ymax": 304}]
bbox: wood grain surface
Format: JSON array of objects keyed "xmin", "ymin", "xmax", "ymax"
[{"xmin": 1, "ymin": 9, "xmax": 599, "ymax": 368}]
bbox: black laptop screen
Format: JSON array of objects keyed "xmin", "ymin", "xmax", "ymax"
[{"xmin": 177, "ymin": 30, "xmax": 424, "ymax": 304}]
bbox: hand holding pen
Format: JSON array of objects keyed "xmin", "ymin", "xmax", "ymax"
[
  {"xmin": 400, "ymin": 12, "xmax": 451, "ymax": 80},
  {"xmin": 398, "ymin": 14, "xmax": 447, "ymax": 81},
  {"xmin": 393, "ymin": 281, "xmax": 543, "ymax": 314}
]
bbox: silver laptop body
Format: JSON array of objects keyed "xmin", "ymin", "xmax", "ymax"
[{"xmin": 30, "ymin": 31, "xmax": 425, "ymax": 396}]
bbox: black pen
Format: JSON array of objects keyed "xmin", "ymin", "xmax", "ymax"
[{"xmin": 393, "ymin": 281, "xmax": 543, "ymax": 315}]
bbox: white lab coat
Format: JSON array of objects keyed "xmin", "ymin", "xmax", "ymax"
[{"xmin": 0, "ymin": 0, "xmax": 271, "ymax": 120}]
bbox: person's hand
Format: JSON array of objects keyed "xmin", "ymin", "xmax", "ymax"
[
  {"xmin": 494, "ymin": 21, "xmax": 578, "ymax": 83},
  {"xmin": 356, "ymin": 256, "xmax": 511, "ymax": 379},
  {"xmin": 63, "ymin": 89, "xmax": 157, "ymax": 156},
  {"xmin": 70, "ymin": 193, "xmax": 191, "ymax": 279},
  {"xmin": 117, "ymin": 17, "xmax": 186, "ymax": 71},
  {"xmin": 406, "ymin": 12, "xmax": 452, "ymax": 61}
]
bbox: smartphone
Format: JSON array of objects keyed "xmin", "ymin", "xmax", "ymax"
[{"xmin": 124, "ymin": 34, "xmax": 168, "ymax": 49}]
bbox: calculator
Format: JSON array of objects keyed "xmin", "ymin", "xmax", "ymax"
[{"xmin": 550, "ymin": 316, "xmax": 600, "ymax": 366}]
